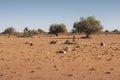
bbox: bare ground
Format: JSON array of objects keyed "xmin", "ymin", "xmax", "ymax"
[{"xmin": 0, "ymin": 34, "xmax": 120, "ymax": 80}]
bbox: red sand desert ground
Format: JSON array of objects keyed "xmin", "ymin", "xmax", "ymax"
[{"xmin": 0, "ymin": 34, "xmax": 120, "ymax": 80}]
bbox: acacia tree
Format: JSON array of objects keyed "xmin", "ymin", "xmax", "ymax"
[
  {"xmin": 73, "ymin": 16, "xmax": 103, "ymax": 38},
  {"xmin": 23, "ymin": 27, "xmax": 29, "ymax": 34},
  {"xmin": 37, "ymin": 29, "xmax": 46, "ymax": 34},
  {"xmin": 49, "ymin": 24, "xmax": 59, "ymax": 34},
  {"xmin": 23, "ymin": 27, "xmax": 46, "ymax": 37},
  {"xmin": 112, "ymin": 29, "xmax": 119, "ymax": 33},
  {"xmin": 49, "ymin": 23, "xmax": 67, "ymax": 35},
  {"xmin": 3, "ymin": 27, "xmax": 16, "ymax": 37}
]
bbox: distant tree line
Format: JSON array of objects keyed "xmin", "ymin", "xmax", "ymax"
[
  {"xmin": 104, "ymin": 29, "xmax": 120, "ymax": 33},
  {"xmin": 1, "ymin": 16, "xmax": 119, "ymax": 38},
  {"xmin": 23, "ymin": 27, "xmax": 46, "ymax": 37},
  {"xmin": 1, "ymin": 27, "xmax": 46, "ymax": 37}
]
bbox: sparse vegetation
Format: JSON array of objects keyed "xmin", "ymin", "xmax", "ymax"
[
  {"xmin": 104, "ymin": 30, "xmax": 109, "ymax": 32},
  {"xmin": 2, "ymin": 27, "xmax": 16, "ymax": 38},
  {"xmin": 112, "ymin": 29, "xmax": 119, "ymax": 33},
  {"xmin": 49, "ymin": 23, "xmax": 67, "ymax": 36},
  {"xmin": 23, "ymin": 27, "xmax": 46, "ymax": 37},
  {"xmin": 1, "ymin": 16, "xmax": 120, "ymax": 38},
  {"xmin": 37, "ymin": 28, "xmax": 46, "ymax": 34},
  {"xmin": 73, "ymin": 16, "xmax": 103, "ymax": 38}
]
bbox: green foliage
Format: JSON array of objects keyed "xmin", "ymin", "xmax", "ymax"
[
  {"xmin": 73, "ymin": 16, "xmax": 103, "ymax": 38},
  {"xmin": 112, "ymin": 29, "xmax": 119, "ymax": 33},
  {"xmin": 23, "ymin": 27, "xmax": 46, "ymax": 37},
  {"xmin": 23, "ymin": 27, "xmax": 29, "ymax": 34},
  {"xmin": 58, "ymin": 24, "xmax": 67, "ymax": 33},
  {"xmin": 71, "ymin": 28, "xmax": 77, "ymax": 33},
  {"xmin": 28, "ymin": 30, "xmax": 36, "ymax": 36},
  {"xmin": 104, "ymin": 30, "xmax": 109, "ymax": 32},
  {"xmin": 3, "ymin": 27, "xmax": 16, "ymax": 35},
  {"xmin": 49, "ymin": 23, "xmax": 67, "ymax": 34},
  {"xmin": 37, "ymin": 29, "xmax": 46, "ymax": 34}
]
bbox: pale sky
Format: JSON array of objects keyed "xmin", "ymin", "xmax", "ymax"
[{"xmin": 0, "ymin": 0, "xmax": 120, "ymax": 32}]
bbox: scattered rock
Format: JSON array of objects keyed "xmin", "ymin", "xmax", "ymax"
[
  {"xmin": 67, "ymin": 74, "xmax": 73, "ymax": 77},
  {"xmin": 63, "ymin": 47, "xmax": 70, "ymax": 52},
  {"xmin": 106, "ymin": 57, "xmax": 112, "ymax": 61},
  {"xmin": 57, "ymin": 50, "xmax": 66, "ymax": 54},
  {"xmin": 89, "ymin": 67, "xmax": 96, "ymax": 71},
  {"xmin": 114, "ymin": 48, "xmax": 119, "ymax": 51},
  {"xmin": 72, "ymin": 45, "xmax": 81, "ymax": 51},
  {"xmin": 57, "ymin": 46, "xmax": 71, "ymax": 54},
  {"xmin": 65, "ymin": 40, "xmax": 72, "ymax": 44},
  {"xmin": 0, "ymin": 74, "xmax": 4, "ymax": 77},
  {"xmin": 25, "ymin": 41, "xmax": 30, "ymax": 44},
  {"xmin": 81, "ymin": 36, "xmax": 87, "ymax": 39},
  {"xmin": 100, "ymin": 42, "xmax": 105, "ymax": 46},
  {"xmin": 96, "ymin": 55, "xmax": 102, "ymax": 61},
  {"xmin": 110, "ymin": 68, "xmax": 114, "ymax": 71},
  {"xmin": 49, "ymin": 40, "xmax": 57, "ymax": 44},
  {"xmin": 29, "ymin": 43, "xmax": 33, "ymax": 46},
  {"xmin": 36, "ymin": 67, "xmax": 41, "ymax": 69},
  {"xmin": 53, "ymin": 65, "xmax": 57, "ymax": 68},
  {"xmin": 105, "ymin": 71, "xmax": 111, "ymax": 74},
  {"xmin": 56, "ymin": 68, "xmax": 59, "ymax": 71},
  {"xmin": 103, "ymin": 54, "xmax": 113, "ymax": 61},
  {"xmin": 61, "ymin": 41, "xmax": 65, "ymax": 44},
  {"xmin": 30, "ymin": 71, "xmax": 35, "ymax": 73},
  {"xmin": 65, "ymin": 40, "xmax": 78, "ymax": 45},
  {"xmin": 18, "ymin": 74, "xmax": 22, "ymax": 77},
  {"xmin": 25, "ymin": 42, "xmax": 33, "ymax": 46},
  {"xmin": 1, "ymin": 58, "xmax": 5, "ymax": 61},
  {"xmin": 75, "ymin": 45, "xmax": 81, "ymax": 48}
]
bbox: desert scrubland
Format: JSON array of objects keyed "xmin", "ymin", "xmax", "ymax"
[{"xmin": 0, "ymin": 34, "xmax": 120, "ymax": 80}]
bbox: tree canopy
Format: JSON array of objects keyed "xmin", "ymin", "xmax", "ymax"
[
  {"xmin": 112, "ymin": 29, "xmax": 119, "ymax": 33},
  {"xmin": 49, "ymin": 24, "xmax": 67, "ymax": 34},
  {"xmin": 73, "ymin": 16, "xmax": 103, "ymax": 38},
  {"xmin": 3, "ymin": 27, "xmax": 16, "ymax": 35},
  {"xmin": 23, "ymin": 27, "xmax": 46, "ymax": 37}
]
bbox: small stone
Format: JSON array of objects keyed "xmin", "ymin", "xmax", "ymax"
[
  {"xmin": 89, "ymin": 67, "xmax": 96, "ymax": 71},
  {"xmin": 29, "ymin": 43, "xmax": 33, "ymax": 46},
  {"xmin": 30, "ymin": 71, "xmax": 35, "ymax": 73},
  {"xmin": 81, "ymin": 36, "xmax": 87, "ymax": 39},
  {"xmin": 65, "ymin": 40, "xmax": 78, "ymax": 45},
  {"xmin": 67, "ymin": 74, "xmax": 73, "ymax": 77},
  {"xmin": 53, "ymin": 65, "xmax": 57, "ymax": 68},
  {"xmin": 50, "ymin": 40, "xmax": 57, "ymax": 44},
  {"xmin": 100, "ymin": 42, "xmax": 105, "ymax": 46},
  {"xmin": 106, "ymin": 57, "xmax": 112, "ymax": 61},
  {"xmin": 61, "ymin": 41, "xmax": 65, "ymax": 44},
  {"xmin": 58, "ymin": 50, "xmax": 66, "ymax": 54},
  {"xmin": 105, "ymin": 71, "xmax": 111, "ymax": 74},
  {"xmin": 63, "ymin": 47, "xmax": 70, "ymax": 52},
  {"xmin": 25, "ymin": 42, "xmax": 33, "ymax": 46},
  {"xmin": 72, "ymin": 48, "xmax": 76, "ymax": 51},
  {"xmin": 72, "ymin": 45, "xmax": 81, "ymax": 51},
  {"xmin": 0, "ymin": 74, "xmax": 4, "ymax": 76},
  {"xmin": 75, "ymin": 45, "xmax": 81, "ymax": 48}
]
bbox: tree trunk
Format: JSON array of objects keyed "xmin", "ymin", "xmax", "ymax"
[
  {"xmin": 73, "ymin": 36, "xmax": 75, "ymax": 41},
  {"xmin": 85, "ymin": 33, "xmax": 90, "ymax": 38},
  {"xmin": 56, "ymin": 33, "xmax": 58, "ymax": 37},
  {"xmin": 86, "ymin": 34, "xmax": 89, "ymax": 38},
  {"xmin": 8, "ymin": 34, "xmax": 10, "ymax": 38}
]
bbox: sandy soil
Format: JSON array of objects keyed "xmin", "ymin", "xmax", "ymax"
[{"xmin": 0, "ymin": 34, "xmax": 120, "ymax": 80}]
